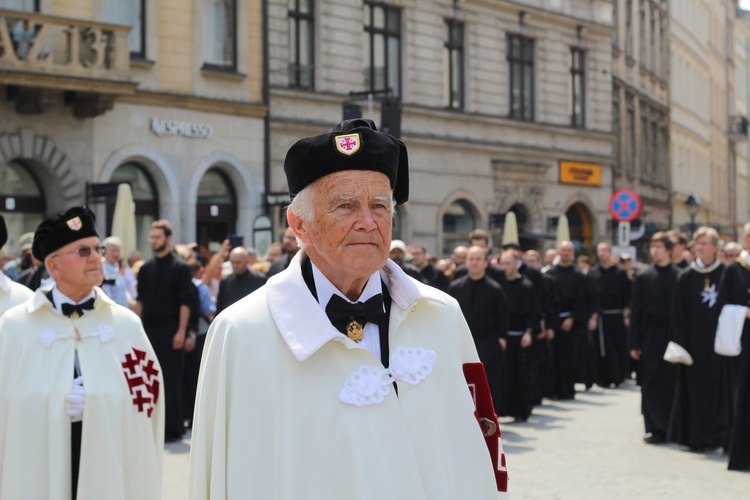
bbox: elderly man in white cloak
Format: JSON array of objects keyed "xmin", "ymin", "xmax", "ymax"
[
  {"xmin": 189, "ymin": 119, "xmax": 508, "ymax": 499},
  {"xmin": 0, "ymin": 206, "xmax": 164, "ymax": 500}
]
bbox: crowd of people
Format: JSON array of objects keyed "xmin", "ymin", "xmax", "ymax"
[
  {"xmin": 388, "ymin": 225, "xmax": 750, "ymax": 474},
  {"xmin": 1, "ymin": 118, "xmax": 749, "ymax": 499}
]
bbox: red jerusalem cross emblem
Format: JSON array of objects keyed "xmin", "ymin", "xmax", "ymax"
[
  {"xmin": 121, "ymin": 347, "xmax": 160, "ymax": 417},
  {"xmin": 335, "ymin": 133, "xmax": 361, "ymax": 156}
]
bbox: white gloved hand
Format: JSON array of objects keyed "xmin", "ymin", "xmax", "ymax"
[{"xmin": 65, "ymin": 376, "xmax": 85, "ymax": 423}]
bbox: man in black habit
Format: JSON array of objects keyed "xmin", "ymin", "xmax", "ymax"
[
  {"xmin": 588, "ymin": 242, "xmax": 632, "ymax": 387},
  {"xmin": 215, "ymin": 247, "xmax": 266, "ymax": 315},
  {"xmin": 545, "ymin": 241, "xmax": 590, "ymax": 399},
  {"xmin": 449, "ymin": 245, "xmax": 510, "ymax": 412},
  {"xmin": 629, "ymin": 232, "xmax": 679, "ymax": 444},
  {"xmin": 668, "ymin": 226, "xmax": 728, "ymax": 451},
  {"xmin": 717, "ymin": 222, "xmax": 750, "ymax": 470},
  {"xmin": 496, "ymin": 249, "xmax": 541, "ymax": 421},
  {"xmin": 135, "ymin": 219, "xmax": 197, "ymax": 441}
]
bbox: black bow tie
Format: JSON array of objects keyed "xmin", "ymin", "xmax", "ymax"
[
  {"xmin": 101, "ymin": 278, "xmax": 116, "ymax": 286},
  {"xmin": 325, "ymin": 294, "xmax": 384, "ymax": 334},
  {"xmin": 62, "ymin": 298, "xmax": 96, "ymax": 318}
]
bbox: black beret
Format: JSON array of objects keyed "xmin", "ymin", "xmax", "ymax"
[
  {"xmin": 33, "ymin": 206, "xmax": 99, "ymax": 261},
  {"xmin": 284, "ymin": 118, "xmax": 409, "ymax": 205},
  {"xmin": 0, "ymin": 215, "xmax": 6, "ymax": 249}
]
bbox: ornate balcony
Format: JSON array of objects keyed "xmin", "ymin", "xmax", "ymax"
[{"xmin": 0, "ymin": 8, "xmax": 137, "ymax": 117}]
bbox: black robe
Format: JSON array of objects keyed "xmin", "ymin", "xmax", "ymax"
[
  {"xmin": 497, "ymin": 276, "xmax": 541, "ymax": 420},
  {"xmin": 629, "ymin": 263, "xmax": 679, "ymax": 437},
  {"xmin": 137, "ymin": 251, "xmax": 197, "ymax": 437},
  {"xmin": 716, "ymin": 259, "xmax": 750, "ymax": 469},
  {"xmin": 215, "ymin": 270, "xmax": 267, "ymax": 315},
  {"xmin": 417, "ymin": 262, "xmax": 450, "ymax": 292},
  {"xmin": 588, "ymin": 264, "xmax": 632, "ymax": 387},
  {"xmin": 449, "ymin": 274, "xmax": 509, "ymax": 412},
  {"xmin": 545, "ymin": 264, "xmax": 589, "ymax": 399},
  {"xmin": 534, "ymin": 272, "xmax": 562, "ymax": 402},
  {"xmin": 668, "ymin": 261, "xmax": 728, "ymax": 450}
]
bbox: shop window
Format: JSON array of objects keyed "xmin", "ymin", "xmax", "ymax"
[
  {"xmin": 108, "ymin": 163, "xmax": 159, "ymax": 256},
  {"xmin": 0, "ymin": 160, "xmax": 45, "ymax": 253},
  {"xmin": 442, "ymin": 199, "xmax": 478, "ymax": 257},
  {"xmin": 196, "ymin": 168, "xmax": 237, "ymax": 248}
]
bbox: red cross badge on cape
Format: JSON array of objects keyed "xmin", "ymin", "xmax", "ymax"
[
  {"xmin": 121, "ymin": 347, "xmax": 160, "ymax": 417},
  {"xmin": 335, "ymin": 133, "xmax": 361, "ymax": 156}
]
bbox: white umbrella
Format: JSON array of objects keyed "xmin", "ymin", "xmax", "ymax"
[
  {"xmin": 111, "ymin": 183, "xmax": 137, "ymax": 259},
  {"xmin": 556, "ymin": 214, "xmax": 571, "ymax": 248}
]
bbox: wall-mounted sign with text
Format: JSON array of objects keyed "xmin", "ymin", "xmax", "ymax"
[
  {"xmin": 151, "ymin": 117, "xmax": 213, "ymax": 139},
  {"xmin": 559, "ymin": 161, "xmax": 601, "ymax": 186}
]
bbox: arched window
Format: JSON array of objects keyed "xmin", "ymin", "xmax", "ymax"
[
  {"xmin": 196, "ymin": 168, "xmax": 237, "ymax": 248},
  {"xmin": 108, "ymin": 163, "xmax": 159, "ymax": 256},
  {"xmin": 0, "ymin": 160, "xmax": 45, "ymax": 253},
  {"xmin": 565, "ymin": 202, "xmax": 593, "ymax": 248},
  {"xmin": 442, "ymin": 199, "xmax": 478, "ymax": 257}
]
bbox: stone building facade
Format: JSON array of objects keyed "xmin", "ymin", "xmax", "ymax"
[
  {"xmin": 611, "ymin": 0, "xmax": 670, "ymax": 254},
  {"xmin": 670, "ymin": 0, "xmax": 740, "ymax": 239},
  {"xmin": 0, "ymin": 0, "xmax": 267, "ymax": 256},
  {"xmin": 267, "ymin": 0, "xmax": 615, "ymax": 257}
]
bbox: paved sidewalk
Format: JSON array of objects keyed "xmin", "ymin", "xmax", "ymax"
[
  {"xmin": 163, "ymin": 380, "xmax": 750, "ymax": 499},
  {"xmin": 502, "ymin": 380, "xmax": 750, "ymax": 499}
]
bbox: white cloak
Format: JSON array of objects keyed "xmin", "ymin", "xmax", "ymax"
[
  {"xmin": 0, "ymin": 271, "xmax": 32, "ymax": 318},
  {"xmin": 0, "ymin": 286, "xmax": 164, "ymax": 500},
  {"xmin": 190, "ymin": 253, "xmax": 502, "ymax": 499}
]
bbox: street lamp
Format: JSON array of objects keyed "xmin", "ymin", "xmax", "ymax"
[{"xmin": 685, "ymin": 193, "xmax": 701, "ymax": 234}]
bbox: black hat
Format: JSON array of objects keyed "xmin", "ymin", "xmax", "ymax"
[
  {"xmin": 0, "ymin": 215, "xmax": 6, "ymax": 249},
  {"xmin": 284, "ymin": 118, "xmax": 409, "ymax": 204},
  {"xmin": 32, "ymin": 206, "xmax": 99, "ymax": 261}
]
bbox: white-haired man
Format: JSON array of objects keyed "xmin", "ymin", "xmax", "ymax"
[{"xmin": 190, "ymin": 119, "xmax": 507, "ymax": 498}]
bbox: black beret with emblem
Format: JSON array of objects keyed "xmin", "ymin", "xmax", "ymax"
[
  {"xmin": 0, "ymin": 215, "xmax": 6, "ymax": 249},
  {"xmin": 284, "ymin": 118, "xmax": 409, "ymax": 205},
  {"xmin": 32, "ymin": 206, "xmax": 99, "ymax": 261}
]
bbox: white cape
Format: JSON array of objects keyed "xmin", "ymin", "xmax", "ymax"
[
  {"xmin": 715, "ymin": 304, "xmax": 746, "ymax": 356},
  {"xmin": 190, "ymin": 254, "xmax": 502, "ymax": 499},
  {"xmin": 0, "ymin": 287, "xmax": 164, "ymax": 500}
]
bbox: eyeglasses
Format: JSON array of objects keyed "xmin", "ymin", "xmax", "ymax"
[{"xmin": 51, "ymin": 245, "xmax": 106, "ymax": 259}]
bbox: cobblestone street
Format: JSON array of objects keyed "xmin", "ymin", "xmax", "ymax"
[{"xmin": 163, "ymin": 380, "xmax": 750, "ymax": 499}]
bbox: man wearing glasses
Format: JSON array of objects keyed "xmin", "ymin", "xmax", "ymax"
[{"xmin": 0, "ymin": 206, "xmax": 164, "ymax": 499}]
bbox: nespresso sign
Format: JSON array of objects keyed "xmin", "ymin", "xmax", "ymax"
[{"xmin": 150, "ymin": 117, "xmax": 214, "ymax": 139}]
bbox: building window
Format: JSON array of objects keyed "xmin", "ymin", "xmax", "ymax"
[
  {"xmin": 625, "ymin": 95, "xmax": 635, "ymax": 179},
  {"xmin": 625, "ymin": 0, "xmax": 633, "ymax": 57},
  {"xmin": 570, "ymin": 48, "xmax": 585, "ymax": 128},
  {"xmin": 203, "ymin": 0, "xmax": 237, "ymax": 70},
  {"xmin": 507, "ymin": 34, "xmax": 534, "ymax": 122},
  {"xmin": 444, "ymin": 19, "xmax": 464, "ymax": 109},
  {"xmin": 364, "ymin": 2, "xmax": 401, "ymax": 97},
  {"xmin": 4, "ymin": 0, "xmax": 38, "ymax": 11},
  {"xmin": 442, "ymin": 199, "xmax": 478, "ymax": 257},
  {"xmin": 613, "ymin": 0, "xmax": 619, "ymax": 48},
  {"xmin": 108, "ymin": 163, "xmax": 159, "ymax": 256},
  {"xmin": 660, "ymin": 17, "xmax": 668, "ymax": 80},
  {"xmin": 650, "ymin": 119, "xmax": 659, "ymax": 184},
  {"xmin": 650, "ymin": 8, "xmax": 657, "ymax": 73},
  {"xmin": 639, "ymin": 0, "xmax": 646, "ymax": 63},
  {"xmin": 288, "ymin": 0, "xmax": 314, "ymax": 89},
  {"xmin": 613, "ymin": 87, "xmax": 621, "ymax": 175},
  {"xmin": 104, "ymin": 0, "xmax": 145, "ymax": 57},
  {"xmin": 640, "ymin": 111, "xmax": 649, "ymax": 181}
]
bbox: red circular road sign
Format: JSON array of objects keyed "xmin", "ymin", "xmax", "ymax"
[{"xmin": 609, "ymin": 189, "xmax": 642, "ymax": 222}]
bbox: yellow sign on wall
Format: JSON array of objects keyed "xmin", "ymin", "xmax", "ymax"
[{"xmin": 559, "ymin": 161, "xmax": 601, "ymax": 186}]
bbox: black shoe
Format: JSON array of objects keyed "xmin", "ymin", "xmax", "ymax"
[
  {"xmin": 643, "ymin": 432, "xmax": 665, "ymax": 444},
  {"xmin": 165, "ymin": 431, "xmax": 184, "ymax": 443}
]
